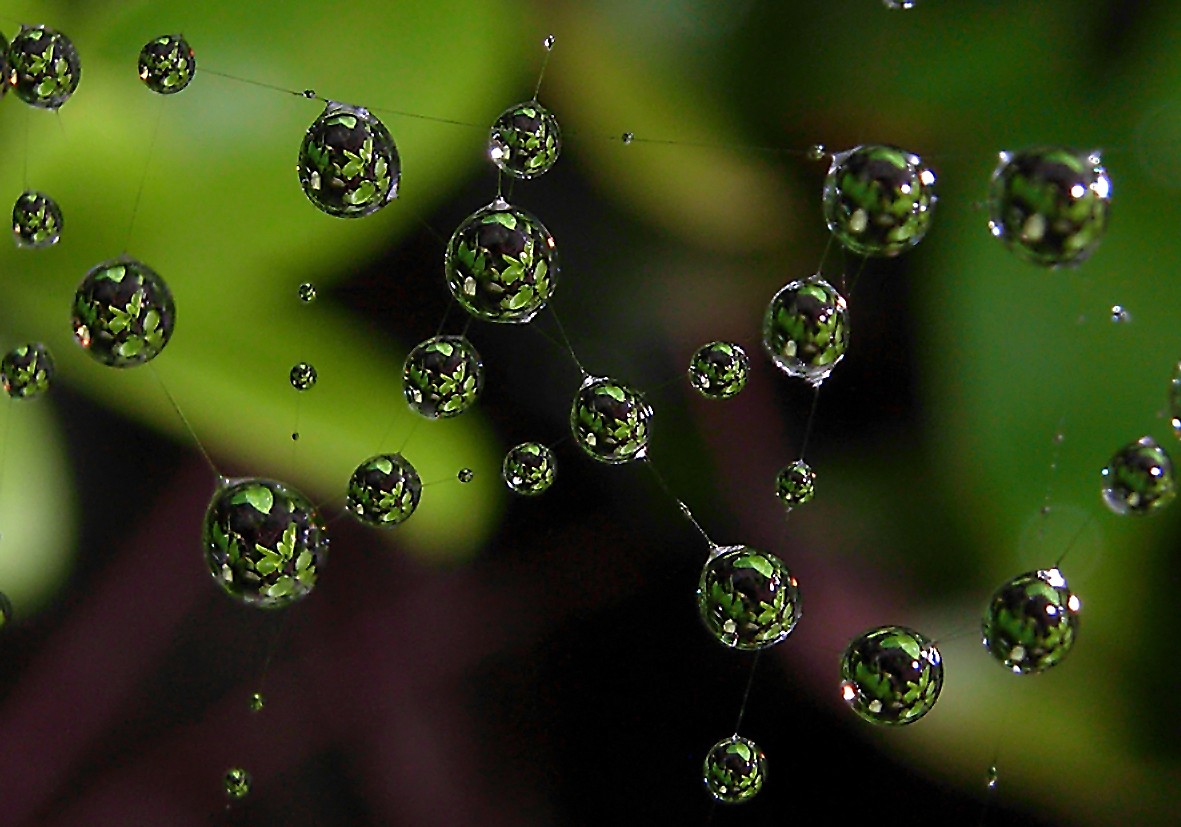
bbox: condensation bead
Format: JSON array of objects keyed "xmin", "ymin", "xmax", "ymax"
[
  {"xmin": 1, "ymin": 342, "xmax": 54, "ymax": 399},
  {"xmin": 775, "ymin": 459, "xmax": 815, "ymax": 507},
  {"xmin": 688, "ymin": 341, "xmax": 750, "ymax": 400},
  {"xmin": 298, "ymin": 101, "xmax": 400, "ymax": 218},
  {"xmin": 71, "ymin": 258, "xmax": 176, "ymax": 368},
  {"xmin": 223, "ymin": 767, "xmax": 251, "ymax": 800},
  {"xmin": 982, "ymin": 567, "xmax": 1080, "ymax": 674},
  {"xmin": 697, "ymin": 545, "xmax": 801, "ymax": 650},
  {"xmin": 12, "ymin": 191, "xmax": 63, "ymax": 248},
  {"xmin": 502, "ymin": 442, "xmax": 556, "ymax": 495},
  {"xmin": 138, "ymin": 34, "xmax": 194, "ymax": 94},
  {"xmin": 988, "ymin": 147, "xmax": 1111, "ymax": 267},
  {"xmin": 840, "ymin": 625, "xmax": 943, "ymax": 725},
  {"xmin": 1101, "ymin": 436, "xmax": 1175, "ymax": 515},
  {"xmin": 403, "ymin": 335, "xmax": 483, "ymax": 419},
  {"xmin": 489, "ymin": 101, "xmax": 562, "ymax": 179},
  {"xmin": 762, "ymin": 275, "xmax": 849, "ymax": 387},
  {"xmin": 7, "ymin": 25, "xmax": 80, "ymax": 109},
  {"xmin": 703, "ymin": 734, "xmax": 766, "ymax": 804},
  {"xmin": 823, "ymin": 144, "xmax": 936, "ymax": 257},
  {"xmin": 346, "ymin": 453, "xmax": 421, "ymax": 527},
  {"xmin": 289, "ymin": 362, "xmax": 317, "ymax": 391},
  {"xmin": 570, "ymin": 376, "xmax": 652, "ymax": 464},
  {"xmin": 203, "ymin": 478, "xmax": 328, "ymax": 609},
  {"xmin": 444, "ymin": 198, "xmax": 558, "ymax": 324}
]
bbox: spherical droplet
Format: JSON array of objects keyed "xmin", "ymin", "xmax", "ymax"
[
  {"xmin": 697, "ymin": 545, "xmax": 802, "ymax": 650},
  {"xmin": 1110, "ymin": 304, "xmax": 1130, "ymax": 323},
  {"xmin": 444, "ymin": 199, "xmax": 559, "ymax": 323},
  {"xmin": 71, "ymin": 257, "xmax": 176, "ymax": 368},
  {"xmin": 570, "ymin": 376, "xmax": 652, "ymax": 464},
  {"xmin": 223, "ymin": 767, "xmax": 251, "ymax": 801},
  {"xmin": 762, "ymin": 275, "xmax": 849, "ymax": 387},
  {"xmin": 402, "ymin": 335, "xmax": 484, "ymax": 419},
  {"xmin": 543, "ymin": 34, "xmax": 556, "ymax": 50},
  {"xmin": 489, "ymin": 102, "xmax": 561, "ymax": 179},
  {"xmin": 688, "ymin": 341, "xmax": 750, "ymax": 400},
  {"xmin": 138, "ymin": 34, "xmax": 194, "ymax": 94},
  {"xmin": 840, "ymin": 625, "xmax": 943, "ymax": 725},
  {"xmin": 775, "ymin": 459, "xmax": 815, "ymax": 507},
  {"xmin": 202, "ymin": 478, "xmax": 328, "ymax": 609},
  {"xmin": 7, "ymin": 25, "xmax": 80, "ymax": 109},
  {"xmin": 457, "ymin": 467, "xmax": 474, "ymax": 484},
  {"xmin": 806, "ymin": 143, "xmax": 826, "ymax": 162},
  {"xmin": 298, "ymin": 101, "xmax": 400, "ymax": 218},
  {"xmin": 621, "ymin": 131, "xmax": 634, "ymax": 144},
  {"xmin": 12, "ymin": 191, "xmax": 63, "ymax": 248},
  {"xmin": 703, "ymin": 734, "xmax": 766, "ymax": 804},
  {"xmin": 297, "ymin": 282, "xmax": 317, "ymax": 303},
  {"xmin": 502, "ymin": 442, "xmax": 556, "ymax": 496},
  {"xmin": 1, "ymin": 342, "xmax": 54, "ymax": 399},
  {"xmin": 301, "ymin": 89, "xmax": 316, "ymax": 99},
  {"xmin": 988, "ymin": 147, "xmax": 1111, "ymax": 267},
  {"xmin": 982, "ymin": 567, "xmax": 1080, "ymax": 674},
  {"xmin": 346, "ymin": 453, "xmax": 422, "ymax": 527},
  {"xmin": 1101, "ymin": 436, "xmax": 1175, "ymax": 515},
  {"xmin": 289, "ymin": 362, "xmax": 317, "ymax": 391},
  {"xmin": 248, "ymin": 692, "xmax": 265, "ymax": 712},
  {"xmin": 0, "ymin": 591, "xmax": 13, "ymax": 629},
  {"xmin": 823, "ymin": 144, "xmax": 936, "ymax": 257}
]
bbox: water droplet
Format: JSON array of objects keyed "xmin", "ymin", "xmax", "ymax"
[
  {"xmin": 988, "ymin": 147, "xmax": 1111, "ymax": 267},
  {"xmin": 762, "ymin": 275, "xmax": 850, "ymax": 386},
  {"xmin": 982, "ymin": 568, "xmax": 1080, "ymax": 674},
  {"xmin": 402, "ymin": 335, "xmax": 484, "ymax": 419},
  {"xmin": 489, "ymin": 101, "xmax": 561, "ymax": 179},
  {"xmin": 1, "ymin": 342, "xmax": 54, "ymax": 400},
  {"xmin": 301, "ymin": 89, "xmax": 316, "ymax": 99},
  {"xmin": 840, "ymin": 625, "xmax": 943, "ymax": 725},
  {"xmin": 298, "ymin": 101, "xmax": 400, "ymax": 217},
  {"xmin": 290, "ymin": 432, "xmax": 300, "ymax": 441},
  {"xmin": 12, "ymin": 191, "xmax": 63, "ymax": 248},
  {"xmin": 347, "ymin": 453, "xmax": 421, "ymax": 527},
  {"xmin": 297, "ymin": 282, "xmax": 317, "ymax": 303},
  {"xmin": 543, "ymin": 34, "xmax": 556, "ymax": 50},
  {"xmin": 289, "ymin": 362, "xmax": 317, "ymax": 391},
  {"xmin": 823, "ymin": 145, "xmax": 936, "ymax": 257},
  {"xmin": 502, "ymin": 442, "xmax": 556, "ymax": 495},
  {"xmin": 570, "ymin": 376, "xmax": 653, "ymax": 464},
  {"xmin": 223, "ymin": 767, "xmax": 252, "ymax": 800},
  {"xmin": 775, "ymin": 459, "xmax": 815, "ymax": 507},
  {"xmin": 1110, "ymin": 304, "xmax": 1131, "ymax": 323},
  {"xmin": 72, "ymin": 258, "xmax": 177, "ymax": 368},
  {"xmin": 1101, "ymin": 436, "xmax": 1175, "ymax": 515},
  {"xmin": 445, "ymin": 200, "xmax": 559, "ymax": 323},
  {"xmin": 457, "ymin": 467, "xmax": 474, "ymax": 484},
  {"xmin": 1170, "ymin": 363, "xmax": 1181, "ymax": 438},
  {"xmin": 138, "ymin": 34, "xmax": 195, "ymax": 95},
  {"xmin": 8, "ymin": 25, "xmax": 80, "ymax": 109},
  {"xmin": 986, "ymin": 764, "xmax": 999, "ymax": 790},
  {"xmin": 202, "ymin": 478, "xmax": 328, "ymax": 609},
  {"xmin": 688, "ymin": 341, "xmax": 750, "ymax": 400},
  {"xmin": 248, "ymin": 692, "xmax": 265, "ymax": 712},
  {"xmin": 703, "ymin": 734, "xmax": 766, "ymax": 804},
  {"xmin": 621, "ymin": 132, "xmax": 634, "ymax": 144},
  {"xmin": 0, "ymin": 591, "xmax": 13, "ymax": 629},
  {"xmin": 806, "ymin": 143, "xmax": 826, "ymax": 162},
  {"xmin": 697, "ymin": 545, "xmax": 802, "ymax": 650}
]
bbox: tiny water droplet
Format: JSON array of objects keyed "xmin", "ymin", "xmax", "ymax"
[
  {"xmin": 301, "ymin": 89, "xmax": 316, "ymax": 99},
  {"xmin": 1111, "ymin": 304, "xmax": 1131, "ymax": 323},
  {"xmin": 297, "ymin": 282, "xmax": 317, "ymax": 303},
  {"xmin": 806, "ymin": 144, "xmax": 826, "ymax": 161},
  {"xmin": 224, "ymin": 767, "xmax": 252, "ymax": 800},
  {"xmin": 621, "ymin": 132, "xmax": 634, "ymax": 145},
  {"xmin": 249, "ymin": 692, "xmax": 265, "ymax": 712},
  {"xmin": 291, "ymin": 432, "xmax": 300, "ymax": 441},
  {"xmin": 986, "ymin": 764, "xmax": 999, "ymax": 790},
  {"xmin": 1054, "ymin": 431, "xmax": 1065, "ymax": 444},
  {"xmin": 543, "ymin": 34, "xmax": 556, "ymax": 50},
  {"xmin": 458, "ymin": 468, "xmax": 474, "ymax": 484},
  {"xmin": 290, "ymin": 362, "xmax": 317, "ymax": 391},
  {"xmin": 882, "ymin": 0, "xmax": 917, "ymax": 8}
]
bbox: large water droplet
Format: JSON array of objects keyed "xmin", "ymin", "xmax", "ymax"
[
  {"xmin": 823, "ymin": 144, "xmax": 936, "ymax": 257},
  {"xmin": 489, "ymin": 102, "xmax": 561, "ymax": 180},
  {"xmin": 12, "ymin": 191, "xmax": 63, "ymax": 248},
  {"xmin": 1, "ymin": 342, "xmax": 54, "ymax": 400},
  {"xmin": 697, "ymin": 545, "xmax": 802, "ymax": 650},
  {"xmin": 840, "ymin": 625, "xmax": 943, "ymax": 725},
  {"xmin": 688, "ymin": 341, "xmax": 750, "ymax": 400},
  {"xmin": 502, "ymin": 442, "xmax": 556, "ymax": 495},
  {"xmin": 402, "ymin": 335, "xmax": 484, "ymax": 419},
  {"xmin": 703, "ymin": 734, "xmax": 766, "ymax": 804},
  {"xmin": 569, "ymin": 376, "xmax": 652, "ymax": 464},
  {"xmin": 138, "ymin": 34, "xmax": 195, "ymax": 95},
  {"xmin": 346, "ymin": 453, "xmax": 422, "ymax": 528},
  {"xmin": 1101, "ymin": 436, "xmax": 1175, "ymax": 515},
  {"xmin": 71, "ymin": 257, "xmax": 176, "ymax": 368},
  {"xmin": 982, "ymin": 567, "xmax": 1080, "ymax": 674},
  {"xmin": 8, "ymin": 25, "xmax": 80, "ymax": 109},
  {"xmin": 298, "ymin": 102, "xmax": 400, "ymax": 218},
  {"xmin": 762, "ymin": 275, "xmax": 849, "ymax": 387}
]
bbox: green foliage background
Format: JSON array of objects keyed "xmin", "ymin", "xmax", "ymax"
[{"xmin": 0, "ymin": 0, "xmax": 1178, "ymax": 824}]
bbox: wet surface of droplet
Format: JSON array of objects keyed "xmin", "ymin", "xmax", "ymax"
[
  {"xmin": 1101, "ymin": 436, "xmax": 1175, "ymax": 515},
  {"xmin": 138, "ymin": 34, "xmax": 194, "ymax": 94},
  {"xmin": 762, "ymin": 275, "xmax": 849, "ymax": 386},
  {"xmin": 346, "ymin": 453, "xmax": 422, "ymax": 527},
  {"xmin": 982, "ymin": 567, "xmax": 1080, "ymax": 674},
  {"xmin": 703, "ymin": 734, "xmax": 766, "ymax": 804},
  {"xmin": 7, "ymin": 25, "xmax": 81, "ymax": 109},
  {"xmin": 298, "ymin": 101, "xmax": 400, "ymax": 218},
  {"xmin": 1, "ymin": 342, "xmax": 54, "ymax": 399},
  {"xmin": 688, "ymin": 341, "xmax": 749, "ymax": 400},
  {"xmin": 403, "ymin": 335, "xmax": 484, "ymax": 419},
  {"xmin": 697, "ymin": 545, "xmax": 802, "ymax": 650},
  {"xmin": 570, "ymin": 376, "xmax": 652, "ymax": 464},
  {"xmin": 840, "ymin": 625, "xmax": 943, "ymax": 725},
  {"xmin": 823, "ymin": 144, "xmax": 936, "ymax": 257},
  {"xmin": 72, "ymin": 257, "xmax": 176, "ymax": 368}
]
